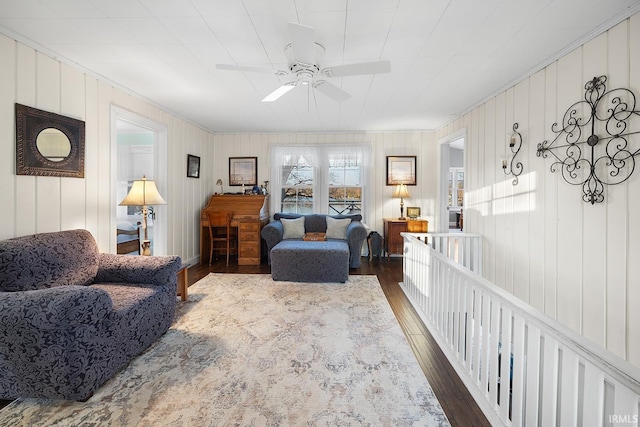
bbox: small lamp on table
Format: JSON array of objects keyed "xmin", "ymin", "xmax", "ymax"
[{"xmin": 393, "ymin": 183, "xmax": 410, "ymax": 220}]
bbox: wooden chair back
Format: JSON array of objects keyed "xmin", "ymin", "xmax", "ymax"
[{"xmin": 206, "ymin": 211, "xmax": 235, "ymax": 266}]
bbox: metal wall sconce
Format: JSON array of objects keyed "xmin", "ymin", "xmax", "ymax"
[
  {"xmin": 536, "ymin": 75, "xmax": 640, "ymax": 204},
  {"xmin": 501, "ymin": 122, "xmax": 523, "ymax": 185}
]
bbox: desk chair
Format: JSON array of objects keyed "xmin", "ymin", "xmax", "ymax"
[{"xmin": 206, "ymin": 211, "xmax": 237, "ymax": 266}]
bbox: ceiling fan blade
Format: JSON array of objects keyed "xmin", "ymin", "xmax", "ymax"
[
  {"xmin": 262, "ymin": 83, "xmax": 298, "ymax": 102},
  {"xmin": 288, "ymin": 22, "xmax": 316, "ymax": 65},
  {"xmin": 216, "ymin": 64, "xmax": 286, "ymax": 75},
  {"xmin": 313, "ymin": 80, "xmax": 351, "ymax": 103},
  {"xmin": 322, "ymin": 60, "xmax": 391, "ymax": 77}
]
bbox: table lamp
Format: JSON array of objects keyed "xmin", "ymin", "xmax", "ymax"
[
  {"xmin": 119, "ymin": 176, "xmax": 166, "ymax": 255},
  {"xmin": 393, "ymin": 184, "xmax": 410, "ymax": 220}
]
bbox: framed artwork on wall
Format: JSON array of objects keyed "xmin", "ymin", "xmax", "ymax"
[
  {"xmin": 386, "ymin": 155, "xmax": 416, "ymax": 185},
  {"xmin": 187, "ymin": 154, "xmax": 200, "ymax": 178},
  {"xmin": 406, "ymin": 207, "xmax": 421, "ymax": 219},
  {"xmin": 15, "ymin": 103, "xmax": 85, "ymax": 178},
  {"xmin": 229, "ymin": 156, "xmax": 257, "ymax": 186}
]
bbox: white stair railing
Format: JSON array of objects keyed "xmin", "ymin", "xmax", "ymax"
[
  {"xmin": 401, "ymin": 233, "xmax": 640, "ymax": 427},
  {"xmin": 406, "ymin": 232, "xmax": 483, "ymax": 275}
]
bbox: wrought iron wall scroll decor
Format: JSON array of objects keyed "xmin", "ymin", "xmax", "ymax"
[
  {"xmin": 536, "ymin": 76, "xmax": 640, "ymax": 204},
  {"xmin": 502, "ymin": 122, "xmax": 523, "ymax": 185}
]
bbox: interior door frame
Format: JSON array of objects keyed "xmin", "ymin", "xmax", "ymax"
[
  {"xmin": 437, "ymin": 128, "xmax": 466, "ymax": 233},
  {"xmin": 110, "ymin": 106, "xmax": 168, "ymax": 255}
]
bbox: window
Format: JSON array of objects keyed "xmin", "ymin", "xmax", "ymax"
[
  {"xmin": 271, "ymin": 145, "xmax": 370, "ymax": 218},
  {"xmin": 281, "ymin": 155, "xmax": 314, "ymax": 214},
  {"xmin": 448, "ymin": 167, "xmax": 464, "ymax": 208},
  {"xmin": 328, "ymin": 152, "xmax": 363, "ymax": 215}
]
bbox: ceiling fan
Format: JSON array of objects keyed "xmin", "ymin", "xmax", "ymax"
[{"xmin": 216, "ymin": 22, "xmax": 391, "ymax": 103}]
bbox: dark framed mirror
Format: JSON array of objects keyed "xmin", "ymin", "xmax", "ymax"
[{"xmin": 16, "ymin": 103, "xmax": 85, "ymax": 178}]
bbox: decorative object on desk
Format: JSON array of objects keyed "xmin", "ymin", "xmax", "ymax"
[
  {"xmin": 186, "ymin": 154, "xmax": 200, "ymax": 178},
  {"xmin": 386, "ymin": 155, "xmax": 416, "ymax": 185},
  {"xmin": 229, "ymin": 156, "xmax": 257, "ymax": 186},
  {"xmin": 536, "ymin": 75, "xmax": 640, "ymax": 204},
  {"xmin": 501, "ymin": 122, "xmax": 523, "ymax": 185},
  {"xmin": 392, "ymin": 184, "xmax": 410, "ymax": 220},
  {"xmin": 263, "ymin": 180, "xmax": 269, "ymax": 194},
  {"xmin": 119, "ymin": 176, "xmax": 167, "ymax": 256},
  {"xmin": 216, "ymin": 178, "xmax": 223, "ymax": 194},
  {"xmin": 15, "ymin": 103, "xmax": 85, "ymax": 178},
  {"xmin": 406, "ymin": 206, "xmax": 420, "ymax": 219}
]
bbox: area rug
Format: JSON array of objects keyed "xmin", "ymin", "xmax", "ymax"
[{"xmin": 0, "ymin": 274, "xmax": 450, "ymax": 426}]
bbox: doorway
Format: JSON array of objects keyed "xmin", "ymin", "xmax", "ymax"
[
  {"xmin": 110, "ymin": 107, "xmax": 168, "ymax": 255},
  {"xmin": 438, "ymin": 129, "xmax": 466, "ymax": 233}
]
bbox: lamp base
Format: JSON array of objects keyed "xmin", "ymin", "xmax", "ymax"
[
  {"xmin": 141, "ymin": 240, "xmax": 151, "ymax": 256},
  {"xmin": 398, "ymin": 217, "xmax": 406, "ymax": 220}
]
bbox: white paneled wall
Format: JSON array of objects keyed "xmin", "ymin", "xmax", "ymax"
[
  {"xmin": 211, "ymin": 131, "xmax": 438, "ymax": 234},
  {"xmin": 0, "ymin": 33, "xmax": 439, "ymax": 265},
  {"xmin": 436, "ymin": 13, "xmax": 640, "ymax": 367},
  {"xmin": 0, "ymin": 34, "xmax": 214, "ymax": 265}
]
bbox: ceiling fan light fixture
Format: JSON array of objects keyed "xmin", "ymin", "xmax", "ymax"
[
  {"xmin": 219, "ymin": 23, "xmax": 391, "ymax": 104},
  {"xmin": 262, "ymin": 83, "xmax": 297, "ymax": 102},
  {"xmin": 313, "ymin": 80, "xmax": 351, "ymax": 103}
]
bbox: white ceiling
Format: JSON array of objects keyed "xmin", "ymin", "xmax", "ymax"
[{"xmin": 1, "ymin": 0, "xmax": 639, "ymax": 133}]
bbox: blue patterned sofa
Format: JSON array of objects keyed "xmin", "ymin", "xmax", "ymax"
[
  {"xmin": 0, "ymin": 229, "xmax": 181, "ymax": 401},
  {"xmin": 261, "ymin": 214, "xmax": 367, "ymax": 282}
]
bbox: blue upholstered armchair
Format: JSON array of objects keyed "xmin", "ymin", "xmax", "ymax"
[
  {"xmin": 0, "ymin": 229, "xmax": 181, "ymax": 401},
  {"xmin": 261, "ymin": 213, "xmax": 367, "ymax": 268}
]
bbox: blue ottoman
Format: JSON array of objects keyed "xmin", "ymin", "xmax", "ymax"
[{"xmin": 270, "ymin": 240, "xmax": 349, "ymax": 283}]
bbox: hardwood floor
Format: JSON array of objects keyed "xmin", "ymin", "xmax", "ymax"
[
  {"xmin": 1, "ymin": 257, "xmax": 490, "ymax": 426},
  {"xmin": 194, "ymin": 256, "xmax": 490, "ymax": 427}
]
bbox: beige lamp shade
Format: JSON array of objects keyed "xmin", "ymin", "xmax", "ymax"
[
  {"xmin": 118, "ymin": 176, "xmax": 165, "ymax": 256},
  {"xmin": 392, "ymin": 183, "xmax": 410, "ymax": 199},
  {"xmin": 119, "ymin": 176, "xmax": 166, "ymax": 206}
]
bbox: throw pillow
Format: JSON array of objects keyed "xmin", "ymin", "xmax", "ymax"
[
  {"xmin": 326, "ymin": 217, "xmax": 351, "ymax": 239},
  {"xmin": 281, "ymin": 216, "xmax": 305, "ymax": 239}
]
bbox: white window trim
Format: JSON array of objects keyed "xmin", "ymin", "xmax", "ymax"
[{"xmin": 270, "ymin": 144, "xmax": 371, "ymax": 219}]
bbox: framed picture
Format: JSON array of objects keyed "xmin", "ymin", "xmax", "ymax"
[
  {"xmin": 229, "ymin": 156, "xmax": 257, "ymax": 186},
  {"xmin": 187, "ymin": 154, "xmax": 200, "ymax": 178},
  {"xmin": 406, "ymin": 207, "xmax": 421, "ymax": 219},
  {"xmin": 386, "ymin": 155, "xmax": 416, "ymax": 185}
]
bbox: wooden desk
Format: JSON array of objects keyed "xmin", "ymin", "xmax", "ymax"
[
  {"xmin": 383, "ymin": 218, "xmax": 428, "ymax": 259},
  {"xmin": 200, "ymin": 194, "xmax": 269, "ymax": 265}
]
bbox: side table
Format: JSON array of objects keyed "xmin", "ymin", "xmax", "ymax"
[
  {"xmin": 177, "ymin": 265, "xmax": 188, "ymax": 301},
  {"xmin": 383, "ymin": 218, "xmax": 428, "ymax": 260}
]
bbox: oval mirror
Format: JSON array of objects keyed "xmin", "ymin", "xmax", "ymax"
[{"xmin": 36, "ymin": 128, "xmax": 71, "ymax": 162}]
